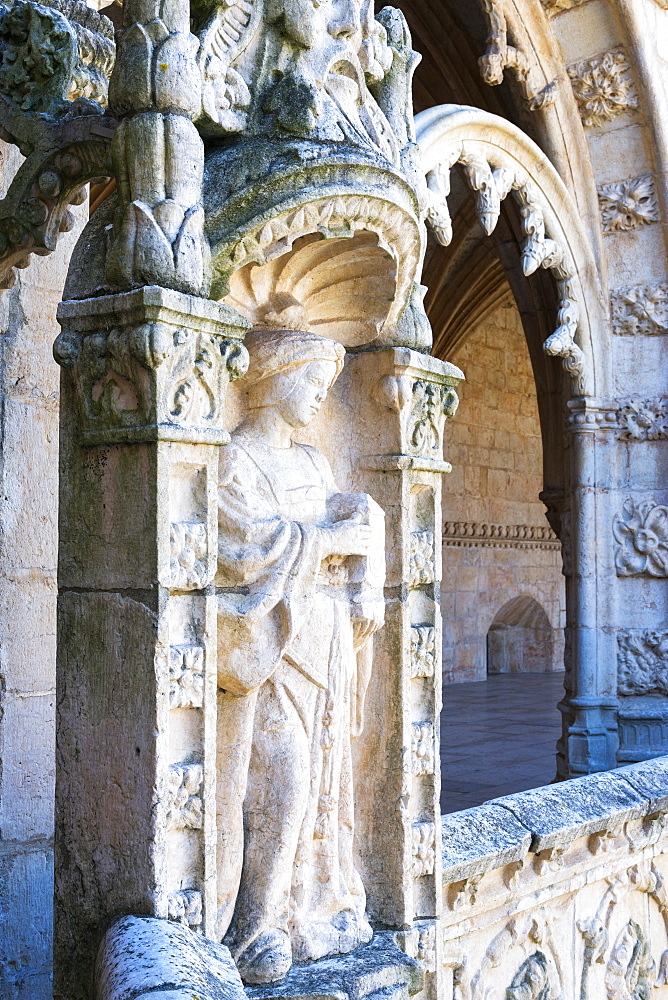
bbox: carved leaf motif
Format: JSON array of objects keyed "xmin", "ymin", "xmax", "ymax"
[
  {"xmin": 164, "ymin": 762, "xmax": 204, "ymax": 830},
  {"xmin": 169, "ymin": 645, "xmax": 205, "ymax": 708},
  {"xmin": 541, "ymin": 0, "xmax": 590, "ymax": 12},
  {"xmin": 409, "ymin": 531, "xmax": 436, "ymax": 587},
  {"xmin": 617, "ymin": 629, "xmax": 668, "ymax": 696},
  {"xmin": 613, "ymin": 499, "xmax": 668, "ymax": 577},
  {"xmin": 611, "ymin": 283, "xmax": 668, "ymax": 336},
  {"xmin": 598, "ymin": 176, "xmax": 659, "ymax": 233},
  {"xmin": 410, "ymin": 625, "xmax": 436, "ymax": 678},
  {"xmin": 567, "ymin": 48, "xmax": 638, "ymax": 127},
  {"xmin": 170, "ymin": 522, "xmax": 209, "ymax": 590},
  {"xmin": 411, "ymin": 822, "xmax": 436, "ymax": 877},
  {"xmin": 618, "ymin": 399, "xmax": 668, "ymax": 441},
  {"xmin": 411, "ymin": 721, "xmax": 435, "ymax": 776}
]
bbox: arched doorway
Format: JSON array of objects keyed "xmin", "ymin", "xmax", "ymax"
[{"xmin": 487, "ymin": 596, "xmax": 557, "ymax": 675}]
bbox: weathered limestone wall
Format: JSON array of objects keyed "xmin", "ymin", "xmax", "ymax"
[
  {"xmin": 0, "ymin": 142, "xmax": 84, "ymax": 1000},
  {"xmin": 440, "ymin": 756, "xmax": 668, "ymax": 1000},
  {"xmin": 439, "ymin": 297, "xmax": 565, "ymax": 683}
]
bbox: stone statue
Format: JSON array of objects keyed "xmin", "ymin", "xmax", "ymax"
[{"xmin": 215, "ymin": 329, "xmax": 386, "ymax": 985}]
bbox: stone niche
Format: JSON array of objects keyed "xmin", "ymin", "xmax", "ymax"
[{"xmin": 52, "ymin": 3, "xmax": 463, "ymax": 1000}]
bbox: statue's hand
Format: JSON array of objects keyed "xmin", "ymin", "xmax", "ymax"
[
  {"xmin": 353, "ymin": 617, "xmax": 377, "ymax": 646},
  {"xmin": 326, "ymin": 516, "xmax": 373, "ymax": 557}
]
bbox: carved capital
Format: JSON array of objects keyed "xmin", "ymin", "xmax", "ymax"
[{"xmin": 55, "ymin": 286, "xmax": 250, "ymax": 445}]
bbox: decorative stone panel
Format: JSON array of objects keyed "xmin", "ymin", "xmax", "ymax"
[
  {"xmin": 617, "ymin": 399, "xmax": 668, "ymax": 441},
  {"xmin": 169, "ymin": 645, "xmax": 205, "ymax": 709},
  {"xmin": 410, "ymin": 626, "xmax": 436, "ymax": 679},
  {"xmin": 164, "ymin": 763, "xmax": 204, "ymax": 831},
  {"xmin": 411, "ymin": 822, "xmax": 436, "ymax": 878},
  {"xmin": 617, "ymin": 629, "xmax": 668, "ymax": 696},
  {"xmin": 409, "ymin": 531, "xmax": 436, "ymax": 588},
  {"xmin": 411, "ymin": 722, "xmax": 435, "ymax": 776},
  {"xmin": 598, "ymin": 176, "xmax": 659, "ymax": 233},
  {"xmin": 170, "ymin": 522, "xmax": 209, "ymax": 591},
  {"xmin": 567, "ymin": 47, "xmax": 638, "ymax": 127},
  {"xmin": 613, "ymin": 499, "xmax": 668, "ymax": 577},
  {"xmin": 611, "ymin": 282, "xmax": 668, "ymax": 336}
]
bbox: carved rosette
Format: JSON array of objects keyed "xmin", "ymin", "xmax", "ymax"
[
  {"xmin": 567, "ymin": 48, "xmax": 638, "ymax": 128},
  {"xmin": 612, "ymin": 282, "xmax": 668, "ymax": 336},
  {"xmin": 613, "ymin": 498, "xmax": 668, "ymax": 577},
  {"xmin": 54, "ymin": 286, "xmax": 250, "ymax": 445}
]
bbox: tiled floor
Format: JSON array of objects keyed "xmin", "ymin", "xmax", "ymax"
[{"xmin": 440, "ymin": 671, "xmax": 565, "ymax": 814}]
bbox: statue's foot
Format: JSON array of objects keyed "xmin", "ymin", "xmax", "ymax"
[
  {"xmin": 237, "ymin": 931, "xmax": 292, "ymax": 986},
  {"xmin": 291, "ymin": 908, "xmax": 373, "ymax": 963}
]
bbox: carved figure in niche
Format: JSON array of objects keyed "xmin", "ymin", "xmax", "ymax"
[{"xmin": 215, "ymin": 330, "xmax": 385, "ymax": 985}]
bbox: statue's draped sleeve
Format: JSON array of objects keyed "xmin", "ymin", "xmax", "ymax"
[{"xmin": 216, "ymin": 441, "xmax": 331, "ymax": 695}]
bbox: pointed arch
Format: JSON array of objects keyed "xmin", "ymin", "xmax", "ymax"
[{"xmin": 416, "ymin": 104, "xmax": 609, "ymax": 397}]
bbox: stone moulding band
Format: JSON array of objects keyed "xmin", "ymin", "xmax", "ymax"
[{"xmin": 442, "ymin": 522, "xmax": 561, "ymax": 550}]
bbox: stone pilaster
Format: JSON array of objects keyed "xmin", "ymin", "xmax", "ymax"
[
  {"xmin": 52, "ymin": 287, "xmax": 249, "ymax": 1000},
  {"xmin": 347, "ymin": 347, "xmax": 463, "ymax": 1000},
  {"xmin": 564, "ymin": 398, "xmax": 619, "ymax": 775}
]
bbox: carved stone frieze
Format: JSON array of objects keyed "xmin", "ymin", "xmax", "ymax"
[
  {"xmin": 164, "ymin": 762, "xmax": 204, "ymax": 831},
  {"xmin": 611, "ymin": 282, "xmax": 668, "ymax": 336},
  {"xmin": 55, "ymin": 286, "xmax": 250, "ymax": 445},
  {"xmin": 409, "ymin": 531, "xmax": 436, "ymax": 588},
  {"xmin": 169, "ymin": 645, "xmax": 205, "ymax": 709},
  {"xmin": 166, "ymin": 889, "xmax": 203, "ymax": 929},
  {"xmin": 410, "ymin": 625, "xmax": 436, "ymax": 679},
  {"xmin": 170, "ymin": 523, "xmax": 209, "ymax": 592},
  {"xmin": 567, "ymin": 47, "xmax": 638, "ymax": 127},
  {"xmin": 411, "ymin": 822, "xmax": 436, "ymax": 877},
  {"xmin": 618, "ymin": 399, "xmax": 668, "ymax": 440},
  {"xmin": 605, "ymin": 921, "xmax": 654, "ymax": 1000},
  {"xmin": 442, "ymin": 521, "xmax": 560, "ymax": 550},
  {"xmin": 507, "ymin": 953, "xmax": 550, "ymax": 1000},
  {"xmin": 613, "ymin": 499, "xmax": 668, "ymax": 577},
  {"xmin": 617, "ymin": 629, "xmax": 668, "ymax": 696},
  {"xmin": 598, "ymin": 175, "xmax": 660, "ymax": 233},
  {"xmin": 411, "ymin": 721, "xmax": 435, "ymax": 776}
]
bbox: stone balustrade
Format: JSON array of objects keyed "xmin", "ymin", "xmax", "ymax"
[{"xmin": 439, "ymin": 757, "xmax": 668, "ymax": 999}]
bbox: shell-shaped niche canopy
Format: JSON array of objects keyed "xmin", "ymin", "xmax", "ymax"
[{"xmin": 223, "ymin": 232, "xmax": 398, "ymax": 348}]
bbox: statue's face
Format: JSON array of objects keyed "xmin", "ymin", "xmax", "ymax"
[
  {"xmin": 274, "ymin": 359, "xmax": 339, "ymax": 429},
  {"xmin": 273, "ymin": 0, "xmax": 363, "ymax": 54}
]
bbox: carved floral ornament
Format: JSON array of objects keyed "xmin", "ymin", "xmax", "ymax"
[
  {"xmin": 567, "ymin": 47, "xmax": 638, "ymax": 128},
  {"xmin": 415, "ymin": 106, "xmax": 593, "ymax": 391},
  {"xmin": 613, "ymin": 499, "xmax": 668, "ymax": 577},
  {"xmin": 611, "ymin": 282, "xmax": 668, "ymax": 336}
]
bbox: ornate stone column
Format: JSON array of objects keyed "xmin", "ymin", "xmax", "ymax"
[
  {"xmin": 53, "ymin": 287, "xmax": 248, "ymax": 999},
  {"xmin": 563, "ymin": 398, "xmax": 619, "ymax": 775},
  {"xmin": 348, "ymin": 347, "xmax": 463, "ymax": 999}
]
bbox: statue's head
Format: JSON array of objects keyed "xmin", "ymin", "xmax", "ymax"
[{"xmin": 244, "ymin": 329, "xmax": 345, "ymax": 429}]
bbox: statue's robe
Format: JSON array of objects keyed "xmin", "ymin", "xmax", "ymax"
[{"xmin": 215, "ymin": 430, "xmax": 376, "ymax": 971}]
